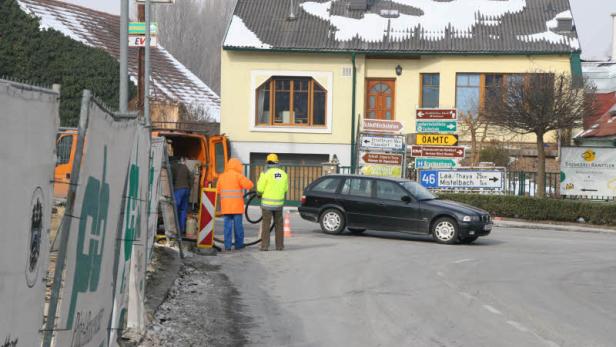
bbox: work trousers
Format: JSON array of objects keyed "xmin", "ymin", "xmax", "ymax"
[
  {"xmin": 261, "ymin": 208, "xmax": 283, "ymax": 251},
  {"xmin": 174, "ymin": 188, "xmax": 190, "ymax": 233},
  {"xmin": 223, "ymin": 214, "xmax": 245, "ymax": 250}
]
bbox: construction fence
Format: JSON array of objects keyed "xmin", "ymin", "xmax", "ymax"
[
  {"xmin": 0, "ymin": 79, "xmax": 58, "ymax": 347},
  {"xmin": 0, "ymin": 80, "xmax": 175, "ymax": 347}
]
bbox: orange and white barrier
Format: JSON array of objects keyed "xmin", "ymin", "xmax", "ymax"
[{"xmin": 198, "ymin": 188, "xmax": 217, "ymax": 248}]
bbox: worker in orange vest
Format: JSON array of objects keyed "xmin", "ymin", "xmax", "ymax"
[{"xmin": 217, "ymin": 158, "xmax": 254, "ymax": 251}]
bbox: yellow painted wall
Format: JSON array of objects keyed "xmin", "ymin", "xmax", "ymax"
[
  {"xmin": 221, "ymin": 50, "xmax": 571, "ymax": 144},
  {"xmin": 221, "ymin": 50, "xmax": 355, "ymax": 145},
  {"xmin": 362, "ymin": 55, "xmax": 571, "ymax": 143}
]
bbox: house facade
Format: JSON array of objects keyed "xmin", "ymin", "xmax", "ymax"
[{"xmin": 221, "ymin": 0, "xmax": 581, "ymax": 167}]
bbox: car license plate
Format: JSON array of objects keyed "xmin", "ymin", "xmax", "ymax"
[{"xmin": 484, "ymin": 224, "xmax": 493, "ymax": 231}]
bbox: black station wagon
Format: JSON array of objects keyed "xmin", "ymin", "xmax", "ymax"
[{"xmin": 298, "ymin": 174, "xmax": 492, "ymax": 244}]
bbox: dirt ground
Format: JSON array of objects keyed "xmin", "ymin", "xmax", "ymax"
[{"xmin": 140, "ymin": 251, "xmax": 252, "ymax": 347}]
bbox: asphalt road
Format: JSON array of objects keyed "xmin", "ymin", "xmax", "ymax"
[{"xmin": 180, "ymin": 211, "xmax": 616, "ymax": 347}]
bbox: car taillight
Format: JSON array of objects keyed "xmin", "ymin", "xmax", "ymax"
[{"xmin": 300, "ymin": 195, "xmax": 306, "ymax": 205}]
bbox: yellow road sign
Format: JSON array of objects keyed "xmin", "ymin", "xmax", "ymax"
[{"xmin": 415, "ymin": 134, "xmax": 459, "ymax": 146}]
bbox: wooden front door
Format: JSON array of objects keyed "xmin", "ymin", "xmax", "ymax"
[{"xmin": 366, "ymin": 79, "xmax": 395, "ymax": 120}]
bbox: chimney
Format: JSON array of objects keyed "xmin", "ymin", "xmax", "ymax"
[
  {"xmin": 555, "ymin": 12, "xmax": 574, "ymax": 33},
  {"xmin": 287, "ymin": 0, "xmax": 296, "ymax": 21},
  {"xmin": 349, "ymin": 0, "xmax": 369, "ymax": 11},
  {"xmin": 612, "ymin": 13, "xmax": 616, "ymax": 61}
]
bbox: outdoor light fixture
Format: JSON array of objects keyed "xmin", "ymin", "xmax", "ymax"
[{"xmin": 395, "ymin": 64, "xmax": 403, "ymax": 76}]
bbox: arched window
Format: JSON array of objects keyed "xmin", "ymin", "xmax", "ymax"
[{"xmin": 256, "ymin": 77, "xmax": 327, "ymax": 127}]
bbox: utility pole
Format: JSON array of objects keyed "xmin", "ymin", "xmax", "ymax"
[
  {"xmin": 120, "ymin": 0, "xmax": 129, "ymax": 112},
  {"xmin": 145, "ymin": 0, "xmax": 152, "ymax": 126},
  {"xmin": 138, "ymin": 4, "xmax": 145, "ymax": 113}
]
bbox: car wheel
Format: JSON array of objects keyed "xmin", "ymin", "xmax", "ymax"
[
  {"xmin": 347, "ymin": 228, "xmax": 366, "ymax": 234},
  {"xmin": 319, "ymin": 209, "xmax": 346, "ymax": 234},
  {"xmin": 460, "ymin": 236, "xmax": 479, "ymax": 244},
  {"xmin": 432, "ymin": 217, "xmax": 459, "ymax": 244}
]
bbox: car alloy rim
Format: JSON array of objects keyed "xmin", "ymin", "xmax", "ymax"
[
  {"xmin": 323, "ymin": 212, "xmax": 341, "ymax": 231},
  {"xmin": 435, "ymin": 221, "xmax": 455, "ymax": 241}
]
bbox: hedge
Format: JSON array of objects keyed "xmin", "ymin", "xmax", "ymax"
[{"xmin": 438, "ymin": 193, "xmax": 616, "ymax": 226}]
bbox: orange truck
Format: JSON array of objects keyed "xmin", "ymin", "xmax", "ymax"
[{"xmin": 53, "ymin": 126, "xmax": 230, "ymax": 201}]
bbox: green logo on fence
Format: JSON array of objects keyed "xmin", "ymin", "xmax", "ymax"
[
  {"xmin": 67, "ymin": 147, "xmax": 110, "ymax": 328},
  {"xmin": 123, "ymin": 161, "xmax": 140, "ymax": 261}
]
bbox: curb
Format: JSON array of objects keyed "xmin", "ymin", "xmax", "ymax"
[{"xmin": 494, "ymin": 220, "xmax": 616, "ymax": 234}]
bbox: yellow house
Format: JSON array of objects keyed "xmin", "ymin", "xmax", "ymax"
[{"xmin": 221, "ymin": 0, "xmax": 581, "ymax": 168}]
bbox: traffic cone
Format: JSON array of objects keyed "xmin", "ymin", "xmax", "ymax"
[{"xmin": 283, "ymin": 210, "xmax": 293, "ymax": 237}]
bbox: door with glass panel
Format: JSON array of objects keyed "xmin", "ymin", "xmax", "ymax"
[{"xmin": 366, "ymin": 79, "xmax": 395, "ymax": 120}]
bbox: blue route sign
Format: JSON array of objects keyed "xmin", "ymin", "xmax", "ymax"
[{"xmin": 419, "ymin": 170, "xmax": 505, "ymax": 191}]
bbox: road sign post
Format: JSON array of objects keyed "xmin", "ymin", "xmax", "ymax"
[
  {"xmin": 415, "ymin": 158, "xmax": 459, "ymax": 169},
  {"xmin": 361, "ymin": 152, "xmax": 403, "ymax": 165},
  {"xmin": 358, "ymin": 131, "xmax": 407, "ymax": 178},
  {"xmin": 416, "ymin": 120, "xmax": 457, "ymax": 133},
  {"xmin": 359, "ymin": 134, "xmax": 406, "ymax": 153},
  {"xmin": 410, "ymin": 145, "xmax": 465, "ymax": 158},
  {"xmin": 418, "ymin": 169, "xmax": 505, "ymax": 192},
  {"xmin": 416, "ymin": 108, "xmax": 457, "ymax": 120},
  {"xmin": 416, "ymin": 134, "xmax": 459, "ymax": 146},
  {"xmin": 363, "ymin": 119, "xmax": 404, "ymax": 133}
]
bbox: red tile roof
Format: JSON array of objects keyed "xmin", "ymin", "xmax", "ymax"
[
  {"xmin": 18, "ymin": 0, "xmax": 220, "ymax": 121},
  {"xmin": 579, "ymin": 94, "xmax": 616, "ymax": 138},
  {"xmin": 583, "ymin": 92, "xmax": 616, "ymax": 129}
]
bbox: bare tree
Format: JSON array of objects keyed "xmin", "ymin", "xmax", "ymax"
[
  {"xmin": 484, "ymin": 72, "xmax": 596, "ymax": 197},
  {"xmin": 459, "ymin": 108, "xmax": 490, "ymax": 166},
  {"xmin": 153, "ymin": 0, "xmax": 236, "ymax": 94}
]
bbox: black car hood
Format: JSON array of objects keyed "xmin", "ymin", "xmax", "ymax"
[{"xmin": 421, "ymin": 199, "xmax": 488, "ymax": 216}]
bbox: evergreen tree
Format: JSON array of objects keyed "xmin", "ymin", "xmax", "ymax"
[{"xmin": 0, "ymin": 0, "xmax": 135, "ymax": 126}]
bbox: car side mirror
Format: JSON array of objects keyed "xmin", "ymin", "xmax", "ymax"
[{"xmin": 401, "ymin": 195, "xmax": 412, "ymax": 203}]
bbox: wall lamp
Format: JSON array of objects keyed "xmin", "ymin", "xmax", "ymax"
[{"xmin": 395, "ymin": 64, "xmax": 403, "ymax": 76}]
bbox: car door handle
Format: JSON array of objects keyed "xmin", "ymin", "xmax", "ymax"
[{"xmin": 378, "ymin": 202, "xmax": 386, "ymax": 206}]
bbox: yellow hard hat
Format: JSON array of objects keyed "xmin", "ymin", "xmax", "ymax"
[{"xmin": 266, "ymin": 153, "xmax": 279, "ymax": 163}]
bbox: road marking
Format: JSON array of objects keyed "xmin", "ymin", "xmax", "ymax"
[
  {"xmin": 483, "ymin": 304, "xmax": 503, "ymax": 315},
  {"xmin": 453, "ymin": 258, "xmax": 473, "ymax": 264},
  {"xmin": 459, "ymin": 292, "xmax": 474, "ymax": 300},
  {"xmin": 507, "ymin": 320, "xmax": 529, "ymax": 332}
]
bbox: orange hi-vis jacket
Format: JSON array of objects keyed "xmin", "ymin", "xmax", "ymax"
[{"xmin": 217, "ymin": 158, "xmax": 254, "ymax": 215}]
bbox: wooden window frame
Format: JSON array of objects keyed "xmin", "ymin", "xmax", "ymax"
[
  {"xmin": 255, "ymin": 77, "xmax": 327, "ymax": 128},
  {"xmin": 419, "ymin": 73, "xmax": 440, "ymax": 108},
  {"xmin": 365, "ymin": 78, "xmax": 396, "ymax": 120}
]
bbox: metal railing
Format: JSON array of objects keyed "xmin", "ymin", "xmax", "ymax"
[{"xmin": 243, "ymin": 164, "xmax": 604, "ymax": 204}]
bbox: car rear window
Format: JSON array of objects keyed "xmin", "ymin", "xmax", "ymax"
[
  {"xmin": 311, "ymin": 177, "xmax": 341, "ymax": 193},
  {"xmin": 341, "ymin": 178, "xmax": 372, "ymax": 197}
]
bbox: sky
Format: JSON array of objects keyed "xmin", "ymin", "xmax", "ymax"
[{"xmin": 62, "ymin": 0, "xmax": 616, "ymax": 60}]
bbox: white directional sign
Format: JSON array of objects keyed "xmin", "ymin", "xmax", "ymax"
[
  {"xmin": 419, "ymin": 169, "xmax": 505, "ymax": 191},
  {"xmin": 359, "ymin": 134, "xmax": 406, "ymax": 152}
]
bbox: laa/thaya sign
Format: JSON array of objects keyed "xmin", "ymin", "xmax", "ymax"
[
  {"xmin": 560, "ymin": 147, "xmax": 616, "ymax": 197},
  {"xmin": 419, "ymin": 169, "xmax": 505, "ymax": 191}
]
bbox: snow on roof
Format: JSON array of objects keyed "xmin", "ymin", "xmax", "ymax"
[
  {"xmin": 18, "ymin": 0, "xmax": 220, "ymax": 121},
  {"xmin": 301, "ymin": 0, "xmax": 527, "ymax": 42},
  {"xmin": 516, "ymin": 10, "xmax": 578, "ymax": 49},
  {"xmin": 226, "ymin": 0, "xmax": 579, "ymax": 53},
  {"xmin": 224, "ymin": 15, "xmax": 271, "ymax": 49}
]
